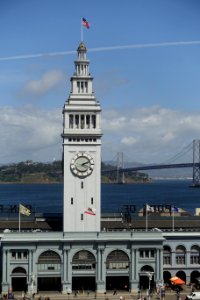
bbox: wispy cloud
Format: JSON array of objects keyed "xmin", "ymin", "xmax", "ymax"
[
  {"xmin": 0, "ymin": 40, "xmax": 200, "ymax": 61},
  {"xmin": 0, "ymin": 106, "xmax": 62, "ymax": 163},
  {"xmin": 20, "ymin": 70, "xmax": 65, "ymax": 97}
]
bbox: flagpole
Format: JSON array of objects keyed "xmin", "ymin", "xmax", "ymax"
[
  {"xmin": 19, "ymin": 205, "xmax": 20, "ymax": 232},
  {"xmin": 81, "ymin": 18, "xmax": 83, "ymax": 41},
  {"xmin": 146, "ymin": 203, "xmax": 148, "ymax": 232}
]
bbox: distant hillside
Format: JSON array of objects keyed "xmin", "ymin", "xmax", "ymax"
[
  {"xmin": 0, "ymin": 160, "xmax": 62, "ymax": 183},
  {"xmin": 0, "ymin": 160, "xmax": 150, "ymax": 184}
]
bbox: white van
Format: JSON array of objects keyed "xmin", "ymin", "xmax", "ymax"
[{"xmin": 186, "ymin": 292, "xmax": 200, "ymax": 300}]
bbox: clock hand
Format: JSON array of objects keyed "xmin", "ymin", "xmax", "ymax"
[
  {"xmin": 82, "ymin": 162, "xmax": 89, "ymax": 166},
  {"xmin": 76, "ymin": 163, "xmax": 88, "ymax": 169}
]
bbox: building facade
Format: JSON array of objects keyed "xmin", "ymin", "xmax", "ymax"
[{"xmin": 0, "ymin": 43, "xmax": 200, "ymax": 295}]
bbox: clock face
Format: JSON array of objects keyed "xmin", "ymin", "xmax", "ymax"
[{"xmin": 71, "ymin": 153, "xmax": 94, "ymax": 177}]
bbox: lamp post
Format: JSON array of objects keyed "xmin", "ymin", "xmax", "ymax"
[
  {"xmin": 146, "ymin": 272, "xmax": 153, "ymax": 300},
  {"xmin": 30, "ymin": 274, "xmax": 36, "ymax": 299}
]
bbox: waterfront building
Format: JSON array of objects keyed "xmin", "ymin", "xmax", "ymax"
[{"xmin": 1, "ymin": 42, "xmax": 200, "ymax": 294}]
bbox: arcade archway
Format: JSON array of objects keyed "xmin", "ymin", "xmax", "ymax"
[
  {"xmin": 72, "ymin": 250, "xmax": 96, "ymax": 291},
  {"xmin": 140, "ymin": 265, "xmax": 154, "ymax": 290},
  {"xmin": 12, "ymin": 267, "xmax": 27, "ymax": 292},
  {"xmin": 106, "ymin": 250, "xmax": 129, "ymax": 291},
  {"xmin": 37, "ymin": 250, "xmax": 61, "ymax": 291}
]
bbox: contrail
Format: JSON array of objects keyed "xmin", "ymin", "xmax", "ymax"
[{"xmin": 0, "ymin": 40, "xmax": 200, "ymax": 62}]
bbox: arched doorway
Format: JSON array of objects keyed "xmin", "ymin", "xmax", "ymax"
[
  {"xmin": 176, "ymin": 270, "xmax": 186, "ymax": 282},
  {"xmin": 72, "ymin": 250, "xmax": 96, "ymax": 291},
  {"xmin": 12, "ymin": 267, "xmax": 27, "ymax": 292},
  {"xmin": 106, "ymin": 250, "xmax": 129, "ymax": 291},
  {"xmin": 191, "ymin": 271, "xmax": 200, "ymax": 289},
  {"xmin": 140, "ymin": 265, "xmax": 154, "ymax": 291},
  {"xmin": 163, "ymin": 271, "xmax": 171, "ymax": 289},
  {"xmin": 37, "ymin": 250, "xmax": 61, "ymax": 291}
]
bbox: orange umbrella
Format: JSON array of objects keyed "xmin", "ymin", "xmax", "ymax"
[{"xmin": 170, "ymin": 277, "xmax": 185, "ymax": 285}]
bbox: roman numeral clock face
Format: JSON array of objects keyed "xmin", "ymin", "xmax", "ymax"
[{"xmin": 70, "ymin": 153, "xmax": 94, "ymax": 177}]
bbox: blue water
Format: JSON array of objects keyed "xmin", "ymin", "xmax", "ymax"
[{"xmin": 0, "ymin": 180, "xmax": 199, "ymax": 215}]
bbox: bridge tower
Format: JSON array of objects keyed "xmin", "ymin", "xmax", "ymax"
[
  {"xmin": 193, "ymin": 139, "xmax": 200, "ymax": 187},
  {"xmin": 117, "ymin": 152, "xmax": 125, "ymax": 184}
]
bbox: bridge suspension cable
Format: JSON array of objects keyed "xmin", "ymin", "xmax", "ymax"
[{"xmin": 160, "ymin": 142, "xmax": 193, "ymax": 164}]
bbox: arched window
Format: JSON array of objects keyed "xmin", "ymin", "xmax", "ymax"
[
  {"xmin": 163, "ymin": 246, "xmax": 171, "ymax": 265},
  {"xmin": 72, "ymin": 250, "xmax": 96, "ymax": 270},
  {"xmin": 38, "ymin": 250, "xmax": 61, "ymax": 272},
  {"xmin": 106, "ymin": 250, "xmax": 129, "ymax": 270},
  {"xmin": 190, "ymin": 245, "xmax": 200, "ymax": 265},
  {"xmin": 12, "ymin": 267, "xmax": 26, "ymax": 274},
  {"xmin": 176, "ymin": 245, "xmax": 186, "ymax": 265}
]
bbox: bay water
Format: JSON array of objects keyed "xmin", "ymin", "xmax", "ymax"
[{"xmin": 0, "ymin": 180, "xmax": 199, "ymax": 215}]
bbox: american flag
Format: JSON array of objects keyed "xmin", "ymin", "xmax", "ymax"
[{"xmin": 82, "ymin": 18, "xmax": 90, "ymax": 29}]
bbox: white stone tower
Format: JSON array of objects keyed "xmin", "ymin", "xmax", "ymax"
[{"xmin": 62, "ymin": 42, "xmax": 102, "ymax": 232}]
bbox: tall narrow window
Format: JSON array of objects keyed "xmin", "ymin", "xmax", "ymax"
[
  {"xmin": 86, "ymin": 115, "xmax": 90, "ymax": 128},
  {"xmin": 85, "ymin": 82, "xmax": 88, "ymax": 93},
  {"xmin": 92, "ymin": 115, "xmax": 96, "ymax": 128},
  {"xmin": 81, "ymin": 214, "xmax": 84, "ymax": 220},
  {"xmin": 81, "ymin": 182, "xmax": 84, "ymax": 189},
  {"xmin": 75, "ymin": 115, "xmax": 79, "ymax": 128},
  {"xmin": 81, "ymin": 82, "xmax": 84, "ymax": 93},
  {"xmin": 81, "ymin": 115, "xmax": 85, "ymax": 129},
  {"xmin": 91, "ymin": 197, "xmax": 93, "ymax": 205},
  {"xmin": 71, "ymin": 198, "xmax": 73, "ymax": 205},
  {"xmin": 77, "ymin": 82, "xmax": 80, "ymax": 93},
  {"xmin": 69, "ymin": 115, "xmax": 73, "ymax": 128}
]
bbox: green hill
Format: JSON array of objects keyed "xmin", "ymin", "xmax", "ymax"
[{"xmin": 0, "ymin": 160, "xmax": 150, "ymax": 184}]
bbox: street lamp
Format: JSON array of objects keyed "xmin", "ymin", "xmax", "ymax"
[
  {"xmin": 146, "ymin": 272, "xmax": 153, "ymax": 300},
  {"xmin": 30, "ymin": 274, "xmax": 36, "ymax": 298}
]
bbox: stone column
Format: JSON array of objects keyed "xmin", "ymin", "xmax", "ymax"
[
  {"xmin": 96, "ymin": 247, "xmax": 106, "ymax": 293},
  {"xmin": 6, "ymin": 250, "xmax": 10, "ymax": 289},
  {"xmin": 2, "ymin": 250, "xmax": 9, "ymax": 292},
  {"xmin": 155, "ymin": 248, "xmax": 163, "ymax": 286},
  {"xmin": 186, "ymin": 250, "xmax": 190, "ymax": 267},
  {"xmin": 130, "ymin": 248, "xmax": 139, "ymax": 292},
  {"xmin": 97, "ymin": 248, "xmax": 101, "ymax": 282},
  {"xmin": 63, "ymin": 249, "xmax": 67, "ymax": 283},
  {"xmin": 27, "ymin": 250, "xmax": 32, "ymax": 292},
  {"xmin": 171, "ymin": 250, "xmax": 176, "ymax": 268},
  {"xmin": 155, "ymin": 249, "xmax": 159, "ymax": 281},
  {"xmin": 62, "ymin": 247, "xmax": 71, "ymax": 293},
  {"xmin": 130, "ymin": 246, "xmax": 136, "ymax": 292}
]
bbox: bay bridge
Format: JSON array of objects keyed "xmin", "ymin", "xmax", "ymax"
[{"xmin": 102, "ymin": 139, "xmax": 200, "ymax": 187}]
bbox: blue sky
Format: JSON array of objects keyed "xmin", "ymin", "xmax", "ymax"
[{"xmin": 0, "ymin": 0, "xmax": 200, "ymax": 164}]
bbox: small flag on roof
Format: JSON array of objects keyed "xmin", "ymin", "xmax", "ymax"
[
  {"xmin": 172, "ymin": 206, "xmax": 179, "ymax": 212},
  {"xmin": 82, "ymin": 17, "xmax": 90, "ymax": 29},
  {"xmin": 146, "ymin": 204, "xmax": 154, "ymax": 212},
  {"xmin": 19, "ymin": 204, "xmax": 31, "ymax": 216}
]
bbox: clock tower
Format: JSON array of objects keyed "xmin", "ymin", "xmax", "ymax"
[{"xmin": 62, "ymin": 42, "xmax": 102, "ymax": 232}]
